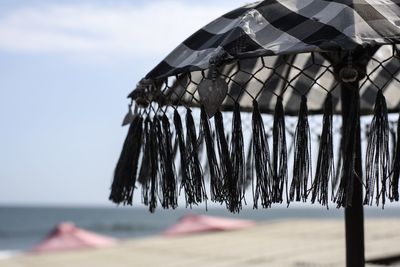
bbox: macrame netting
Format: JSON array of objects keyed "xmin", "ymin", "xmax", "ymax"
[{"xmin": 110, "ymin": 45, "xmax": 400, "ymax": 212}]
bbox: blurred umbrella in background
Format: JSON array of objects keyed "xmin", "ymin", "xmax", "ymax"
[
  {"xmin": 110, "ymin": 1, "xmax": 400, "ymax": 266},
  {"xmin": 30, "ymin": 222, "xmax": 116, "ymax": 253},
  {"xmin": 163, "ymin": 214, "xmax": 255, "ymax": 236}
]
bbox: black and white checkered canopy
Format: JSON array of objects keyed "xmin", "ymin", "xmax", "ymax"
[
  {"xmin": 133, "ymin": 0, "xmax": 400, "ymax": 116},
  {"xmin": 147, "ymin": 0, "xmax": 400, "ymax": 80},
  {"xmin": 111, "ymin": 0, "xmax": 400, "ymax": 212}
]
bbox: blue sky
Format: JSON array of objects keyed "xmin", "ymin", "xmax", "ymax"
[{"xmin": 0, "ymin": 0, "xmax": 250, "ymax": 206}]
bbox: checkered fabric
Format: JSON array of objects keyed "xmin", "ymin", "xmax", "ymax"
[{"xmin": 146, "ymin": 0, "xmax": 400, "ymax": 81}]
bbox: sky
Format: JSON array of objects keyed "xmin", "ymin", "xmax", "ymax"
[{"xmin": 0, "ymin": 0, "xmax": 251, "ymax": 206}]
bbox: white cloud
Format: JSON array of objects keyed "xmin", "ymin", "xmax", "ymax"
[{"xmin": 0, "ymin": 1, "xmax": 244, "ymax": 59}]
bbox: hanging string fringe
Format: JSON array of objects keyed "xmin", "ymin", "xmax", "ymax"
[
  {"xmin": 290, "ymin": 96, "xmax": 311, "ymax": 203},
  {"xmin": 149, "ymin": 118, "xmax": 159, "ymax": 212},
  {"xmin": 335, "ymin": 88, "xmax": 359, "ymax": 208},
  {"xmin": 110, "ymin": 115, "xmax": 143, "ymax": 205},
  {"xmin": 332, "ymin": 139, "xmax": 342, "ymax": 202},
  {"xmin": 215, "ymin": 103, "xmax": 246, "ymax": 212},
  {"xmin": 390, "ymin": 114, "xmax": 400, "ymax": 202},
  {"xmin": 138, "ymin": 118, "xmax": 151, "ymax": 205},
  {"xmin": 311, "ymin": 93, "xmax": 333, "ymax": 207},
  {"xmin": 252, "ymin": 100, "xmax": 272, "ymax": 208},
  {"xmin": 245, "ymin": 136, "xmax": 254, "ymax": 196},
  {"xmin": 112, "ymin": 92, "xmax": 397, "ymax": 211},
  {"xmin": 227, "ymin": 103, "xmax": 245, "ymax": 213},
  {"xmin": 136, "ymin": 118, "xmax": 159, "ymax": 213},
  {"xmin": 214, "ymin": 111, "xmax": 231, "ymax": 203},
  {"xmin": 272, "ymin": 97, "xmax": 288, "ymax": 204},
  {"xmin": 365, "ymin": 90, "xmax": 389, "ymax": 207},
  {"xmin": 187, "ymin": 108, "xmax": 207, "ymax": 205},
  {"xmin": 157, "ymin": 115, "xmax": 178, "ymax": 209},
  {"xmin": 173, "ymin": 110, "xmax": 194, "ymax": 207},
  {"xmin": 201, "ymin": 106, "xmax": 223, "ymax": 202}
]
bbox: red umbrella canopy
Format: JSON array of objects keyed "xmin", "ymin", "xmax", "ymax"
[
  {"xmin": 30, "ymin": 222, "xmax": 117, "ymax": 253},
  {"xmin": 163, "ymin": 214, "xmax": 255, "ymax": 236}
]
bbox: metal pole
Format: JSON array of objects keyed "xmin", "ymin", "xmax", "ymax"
[{"xmin": 341, "ymin": 81, "xmax": 365, "ymax": 267}]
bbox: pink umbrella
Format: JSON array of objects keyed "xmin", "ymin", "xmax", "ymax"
[
  {"xmin": 163, "ymin": 214, "xmax": 255, "ymax": 236},
  {"xmin": 30, "ymin": 222, "xmax": 117, "ymax": 253}
]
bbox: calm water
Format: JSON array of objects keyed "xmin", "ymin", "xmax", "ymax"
[{"xmin": 0, "ymin": 205, "xmax": 399, "ymax": 252}]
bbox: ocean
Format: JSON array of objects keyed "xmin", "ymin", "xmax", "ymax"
[{"xmin": 0, "ymin": 205, "xmax": 399, "ymax": 253}]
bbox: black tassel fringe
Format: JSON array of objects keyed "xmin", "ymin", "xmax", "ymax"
[
  {"xmin": 290, "ymin": 96, "xmax": 311, "ymax": 203},
  {"xmin": 272, "ymin": 97, "xmax": 288, "ymax": 204},
  {"xmin": 365, "ymin": 90, "xmax": 389, "ymax": 207},
  {"xmin": 110, "ymin": 115, "xmax": 143, "ymax": 205},
  {"xmin": 335, "ymin": 89, "xmax": 359, "ymax": 208},
  {"xmin": 199, "ymin": 106, "xmax": 221, "ymax": 205},
  {"xmin": 113, "ymin": 89, "xmax": 398, "ymax": 211},
  {"xmin": 227, "ymin": 103, "xmax": 245, "ymax": 213},
  {"xmin": 138, "ymin": 118, "xmax": 151, "ymax": 204},
  {"xmin": 332, "ymin": 139, "xmax": 342, "ymax": 202},
  {"xmin": 214, "ymin": 111, "xmax": 231, "ymax": 203},
  {"xmin": 149, "ymin": 119, "xmax": 159, "ymax": 212},
  {"xmin": 252, "ymin": 100, "xmax": 272, "ymax": 208},
  {"xmin": 173, "ymin": 110, "xmax": 194, "ymax": 207},
  {"xmin": 245, "ymin": 137, "xmax": 253, "ymax": 195},
  {"xmin": 187, "ymin": 108, "xmax": 207, "ymax": 204},
  {"xmin": 390, "ymin": 114, "xmax": 400, "ymax": 201},
  {"xmin": 138, "ymin": 118, "xmax": 159, "ymax": 212},
  {"xmin": 311, "ymin": 93, "xmax": 333, "ymax": 207},
  {"xmin": 156, "ymin": 115, "xmax": 178, "ymax": 209}
]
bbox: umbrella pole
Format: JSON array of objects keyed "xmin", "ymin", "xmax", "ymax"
[{"xmin": 341, "ymin": 81, "xmax": 365, "ymax": 267}]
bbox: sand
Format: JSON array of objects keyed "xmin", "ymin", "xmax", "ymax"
[{"xmin": 1, "ymin": 219, "xmax": 400, "ymax": 267}]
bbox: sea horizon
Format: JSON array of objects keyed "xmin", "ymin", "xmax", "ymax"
[{"xmin": 1, "ymin": 205, "xmax": 400, "ymax": 253}]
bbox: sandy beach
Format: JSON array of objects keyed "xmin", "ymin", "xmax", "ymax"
[{"xmin": 1, "ymin": 219, "xmax": 400, "ymax": 267}]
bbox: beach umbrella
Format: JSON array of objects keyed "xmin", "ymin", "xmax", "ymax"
[
  {"xmin": 110, "ymin": 1, "xmax": 400, "ymax": 266},
  {"xmin": 30, "ymin": 222, "xmax": 117, "ymax": 253},
  {"xmin": 163, "ymin": 214, "xmax": 255, "ymax": 236}
]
